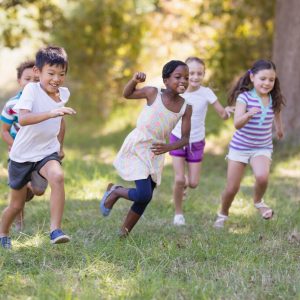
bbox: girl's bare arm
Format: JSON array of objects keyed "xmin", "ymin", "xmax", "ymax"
[
  {"xmin": 151, "ymin": 104, "xmax": 192, "ymax": 155},
  {"xmin": 123, "ymin": 72, "xmax": 157, "ymax": 105},
  {"xmin": 274, "ymin": 111, "xmax": 284, "ymax": 139},
  {"xmin": 233, "ymin": 101, "xmax": 260, "ymax": 129},
  {"xmin": 212, "ymin": 100, "xmax": 235, "ymax": 120}
]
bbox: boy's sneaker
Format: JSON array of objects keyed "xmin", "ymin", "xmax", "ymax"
[
  {"xmin": 0, "ymin": 236, "xmax": 12, "ymax": 249},
  {"xmin": 50, "ymin": 229, "xmax": 70, "ymax": 244},
  {"xmin": 173, "ymin": 214, "xmax": 185, "ymax": 226}
]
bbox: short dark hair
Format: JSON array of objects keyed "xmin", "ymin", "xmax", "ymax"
[
  {"xmin": 162, "ymin": 60, "xmax": 187, "ymax": 79},
  {"xmin": 35, "ymin": 46, "xmax": 68, "ymax": 72},
  {"xmin": 16, "ymin": 60, "xmax": 35, "ymax": 80}
]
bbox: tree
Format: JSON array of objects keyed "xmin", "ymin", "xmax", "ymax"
[
  {"xmin": 273, "ymin": 0, "xmax": 300, "ymax": 140},
  {"xmin": 52, "ymin": 0, "xmax": 146, "ymax": 117},
  {"xmin": 0, "ymin": 0, "xmax": 63, "ymax": 48},
  {"xmin": 193, "ymin": 0, "xmax": 275, "ymax": 89}
]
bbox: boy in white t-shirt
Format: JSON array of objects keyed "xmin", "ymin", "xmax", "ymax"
[
  {"xmin": 0, "ymin": 46, "xmax": 76, "ymax": 249},
  {"xmin": 170, "ymin": 57, "xmax": 235, "ymax": 226}
]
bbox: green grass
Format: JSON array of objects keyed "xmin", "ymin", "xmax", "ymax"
[{"xmin": 0, "ymin": 104, "xmax": 300, "ymax": 299}]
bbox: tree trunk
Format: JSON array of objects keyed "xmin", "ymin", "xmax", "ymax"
[{"xmin": 273, "ymin": 0, "xmax": 300, "ymax": 140}]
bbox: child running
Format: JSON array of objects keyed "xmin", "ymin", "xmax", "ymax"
[
  {"xmin": 213, "ymin": 59, "xmax": 284, "ymax": 228},
  {"xmin": 0, "ymin": 46, "xmax": 76, "ymax": 249},
  {"xmin": 100, "ymin": 60, "xmax": 192, "ymax": 237},
  {"xmin": 1, "ymin": 60, "xmax": 48, "ymax": 231},
  {"xmin": 170, "ymin": 57, "xmax": 234, "ymax": 226}
]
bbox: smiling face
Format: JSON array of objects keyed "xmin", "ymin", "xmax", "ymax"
[
  {"xmin": 164, "ymin": 65, "xmax": 189, "ymax": 94},
  {"xmin": 250, "ymin": 68, "xmax": 276, "ymax": 97},
  {"xmin": 18, "ymin": 67, "xmax": 39, "ymax": 89},
  {"xmin": 37, "ymin": 64, "xmax": 67, "ymax": 97},
  {"xmin": 186, "ymin": 60, "xmax": 205, "ymax": 91}
]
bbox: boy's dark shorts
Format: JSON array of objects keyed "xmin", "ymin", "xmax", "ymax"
[{"xmin": 8, "ymin": 152, "xmax": 61, "ymax": 190}]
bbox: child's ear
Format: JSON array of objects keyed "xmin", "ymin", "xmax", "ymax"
[
  {"xmin": 33, "ymin": 66, "xmax": 39, "ymax": 74},
  {"xmin": 33, "ymin": 66, "xmax": 40, "ymax": 81},
  {"xmin": 249, "ymin": 73, "xmax": 254, "ymax": 82}
]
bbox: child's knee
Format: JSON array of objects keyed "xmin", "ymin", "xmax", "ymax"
[
  {"xmin": 135, "ymin": 190, "xmax": 153, "ymax": 203},
  {"xmin": 48, "ymin": 171, "xmax": 64, "ymax": 186},
  {"xmin": 188, "ymin": 180, "xmax": 198, "ymax": 189},
  {"xmin": 174, "ymin": 176, "xmax": 185, "ymax": 187},
  {"xmin": 255, "ymin": 174, "xmax": 268, "ymax": 186},
  {"xmin": 32, "ymin": 187, "xmax": 46, "ymax": 196},
  {"xmin": 9, "ymin": 202, "xmax": 24, "ymax": 213},
  {"xmin": 225, "ymin": 184, "xmax": 239, "ymax": 196}
]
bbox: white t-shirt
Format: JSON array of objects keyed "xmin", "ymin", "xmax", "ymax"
[
  {"xmin": 9, "ymin": 82, "xmax": 70, "ymax": 162},
  {"xmin": 171, "ymin": 86, "xmax": 217, "ymax": 142}
]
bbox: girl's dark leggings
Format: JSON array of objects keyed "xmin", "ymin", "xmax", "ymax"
[{"xmin": 128, "ymin": 176, "xmax": 156, "ymax": 215}]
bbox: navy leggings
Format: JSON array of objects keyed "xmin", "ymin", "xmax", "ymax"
[{"xmin": 128, "ymin": 176, "xmax": 156, "ymax": 215}]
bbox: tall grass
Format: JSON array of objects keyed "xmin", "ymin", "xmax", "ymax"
[{"xmin": 0, "ymin": 102, "xmax": 299, "ymax": 299}]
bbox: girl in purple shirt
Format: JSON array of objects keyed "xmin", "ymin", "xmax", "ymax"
[{"xmin": 214, "ymin": 59, "xmax": 285, "ymax": 228}]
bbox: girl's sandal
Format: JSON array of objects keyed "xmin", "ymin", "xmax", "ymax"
[
  {"xmin": 213, "ymin": 213, "xmax": 228, "ymax": 229},
  {"xmin": 100, "ymin": 183, "xmax": 122, "ymax": 217},
  {"xmin": 254, "ymin": 200, "xmax": 274, "ymax": 220}
]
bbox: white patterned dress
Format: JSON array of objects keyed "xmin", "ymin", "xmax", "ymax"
[{"xmin": 113, "ymin": 89, "xmax": 187, "ymax": 185}]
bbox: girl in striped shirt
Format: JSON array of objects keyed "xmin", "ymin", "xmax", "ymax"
[{"xmin": 214, "ymin": 59, "xmax": 284, "ymax": 228}]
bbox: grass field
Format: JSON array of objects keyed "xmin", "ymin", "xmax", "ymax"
[{"xmin": 0, "ymin": 103, "xmax": 299, "ymax": 299}]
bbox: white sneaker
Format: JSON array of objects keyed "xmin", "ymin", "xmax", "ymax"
[
  {"xmin": 213, "ymin": 213, "xmax": 228, "ymax": 229},
  {"xmin": 173, "ymin": 214, "xmax": 185, "ymax": 226}
]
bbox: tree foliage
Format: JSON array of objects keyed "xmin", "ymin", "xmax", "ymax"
[
  {"xmin": 51, "ymin": 0, "xmax": 147, "ymax": 116},
  {"xmin": 193, "ymin": 0, "xmax": 275, "ymax": 89},
  {"xmin": 0, "ymin": 0, "xmax": 63, "ymax": 47},
  {"xmin": 0, "ymin": 0, "xmax": 276, "ymax": 116}
]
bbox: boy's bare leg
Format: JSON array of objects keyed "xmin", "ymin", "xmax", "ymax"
[
  {"xmin": 39, "ymin": 160, "xmax": 65, "ymax": 232},
  {"xmin": 0, "ymin": 187, "xmax": 27, "ymax": 236},
  {"xmin": 15, "ymin": 209, "xmax": 24, "ymax": 232}
]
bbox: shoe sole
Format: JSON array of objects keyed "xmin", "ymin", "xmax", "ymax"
[
  {"xmin": 173, "ymin": 221, "xmax": 185, "ymax": 226},
  {"xmin": 100, "ymin": 183, "xmax": 115, "ymax": 217},
  {"xmin": 51, "ymin": 235, "xmax": 71, "ymax": 244}
]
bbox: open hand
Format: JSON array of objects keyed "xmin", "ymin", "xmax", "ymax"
[
  {"xmin": 225, "ymin": 106, "xmax": 235, "ymax": 118},
  {"xmin": 50, "ymin": 107, "xmax": 76, "ymax": 118}
]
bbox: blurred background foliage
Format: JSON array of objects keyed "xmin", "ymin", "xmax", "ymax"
[{"xmin": 0, "ymin": 0, "xmax": 275, "ymax": 118}]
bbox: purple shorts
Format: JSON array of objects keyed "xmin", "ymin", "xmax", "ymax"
[{"xmin": 169, "ymin": 133, "xmax": 205, "ymax": 163}]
